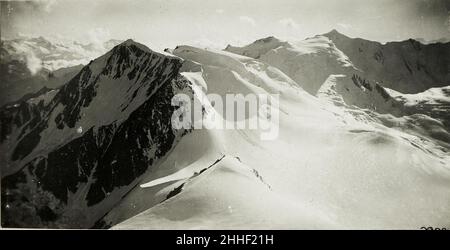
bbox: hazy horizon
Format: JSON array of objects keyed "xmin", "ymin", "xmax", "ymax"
[{"xmin": 1, "ymin": 0, "xmax": 450, "ymax": 50}]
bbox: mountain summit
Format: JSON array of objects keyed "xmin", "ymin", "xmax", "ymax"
[{"xmin": 1, "ymin": 38, "xmax": 194, "ymax": 228}]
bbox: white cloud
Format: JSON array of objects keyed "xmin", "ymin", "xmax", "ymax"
[
  {"xmin": 25, "ymin": 51, "xmax": 43, "ymax": 75},
  {"xmin": 43, "ymin": 59, "xmax": 88, "ymax": 71},
  {"xmin": 278, "ymin": 18, "xmax": 299, "ymax": 29},
  {"xmin": 216, "ymin": 9, "xmax": 224, "ymax": 14},
  {"xmin": 87, "ymin": 27, "xmax": 112, "ymax": 51},
  {"xmin": 8, "ymin": 41, "xmax": 42, "ymax": 75},
  {"xmin": 239, "ymin": 16, "xmax": 256, "ymax": 27}
]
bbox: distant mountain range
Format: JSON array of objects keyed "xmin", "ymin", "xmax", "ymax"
[
  {"xmin": 1, "ymin": 31, "xmax": 449, "ymax": 229},
  {"xmin": 226, "ymin": 29, "xmax": 449, "ymax": 94},
  {"xmin": 0, "ymin": 37, "xmax": 122, "ymax": 105}
]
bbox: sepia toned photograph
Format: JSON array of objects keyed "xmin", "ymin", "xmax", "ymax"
[{"xmin": 0, "ymin": 0, "xmax": 449, "ymax": 233}]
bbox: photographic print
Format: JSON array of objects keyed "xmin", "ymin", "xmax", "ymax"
[{"xmin": 0, "ymin": 0, "xmax": 449, "ymax": 232}]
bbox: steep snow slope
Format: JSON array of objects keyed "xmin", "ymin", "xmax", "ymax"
[
  {"xmin": 113, "ymin": 46, "xmax": 450, "ymax": 229},
  {"xmin": 227, "ymin": 32, "xmax": 450, "ymax": 145},
  {"xmin": 317, "ymin": 74, "xmax": 403, "ymax": 115},
  {"xmin": 386, "ymin": 86, "xmax": 450, "ymax": 117},
  {"xmin": 114, "ymin": 156, "xmax": 334, "ymax": 229},
  {"xmin": 383, "ymin": 86, "xmax": 450, "ymax": 144},
  {"xmin": 317, "ymin": 74, "xmax": 450, "ymax": 145},
  {"xmin": 225, "ymin": 36, "xmax": 289, "ymax": 59},
  {"xmin": 1, "ymin": 40, "xmax": 194, "ymax": 228},
  {"xmin": 97, "ymin": 45, "xmax": 320, "ymax": 227},
  {"xmin": 226, "ymin": 35, "xmax": 356, "ymax": 95}
]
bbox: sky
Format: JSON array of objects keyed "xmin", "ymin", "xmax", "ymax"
[{"xmin": 1, "ymin": 0, "xmax": 450, "ymax": 50}]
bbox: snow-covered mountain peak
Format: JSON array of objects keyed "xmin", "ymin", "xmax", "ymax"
[
  {"xmin": 253, "ymin": 36, "xmax": 282, "ymax": 44},
  {"xmin": 86, "ymin": 39, "xmax": 181, "ymax": 80},
  {"xmin": 116, "ymin": 39, "xmax": 179, "ymax": 59},
  {"xmin": 1, "ymin": 39, "xmax": 195, "ymax": 228},
  {"xmin": 322, "ymin": 29, "xmax": 350, "ymax": 39},
  {"xmin": 1, "ymin": 39, "xmax": 186, "ymax": 175},
  {"xmin": 224, "ymin": 36, "xmax": 288, "ymax": 59},
  {"xmin": 119, "ymin": 39, "xmax": 154, "ymax": 53},
  {"xmin": 225, "ymin": 34, "xmax": 356, "ymax": 94},
  {"xmin": 53, "ymin": 39, "xmax": 184, "ymax": 130}
]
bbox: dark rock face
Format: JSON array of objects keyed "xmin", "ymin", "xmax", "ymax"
[
  {"xmin": 324, "ymin": 30, "xmax": 450, "ymax": 94},
  {"xmin": 0, "ymin": 49, "xmax": 82, "ymax": 107},
  {"xmin": 0, "ymin": 88, "xmax": 51, "ymax": 143},
  {"xmin": 1, "ymin": 40, "xmax": 194, "ymax": 228},
  {"xmin": 351, "ymin": 74, "xmax": 372, "ymax": 91}
]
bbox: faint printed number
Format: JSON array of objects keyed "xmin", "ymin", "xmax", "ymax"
[{"xmin": 420, "ymin": 227, "xmax": 447, "ymax": 230}]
